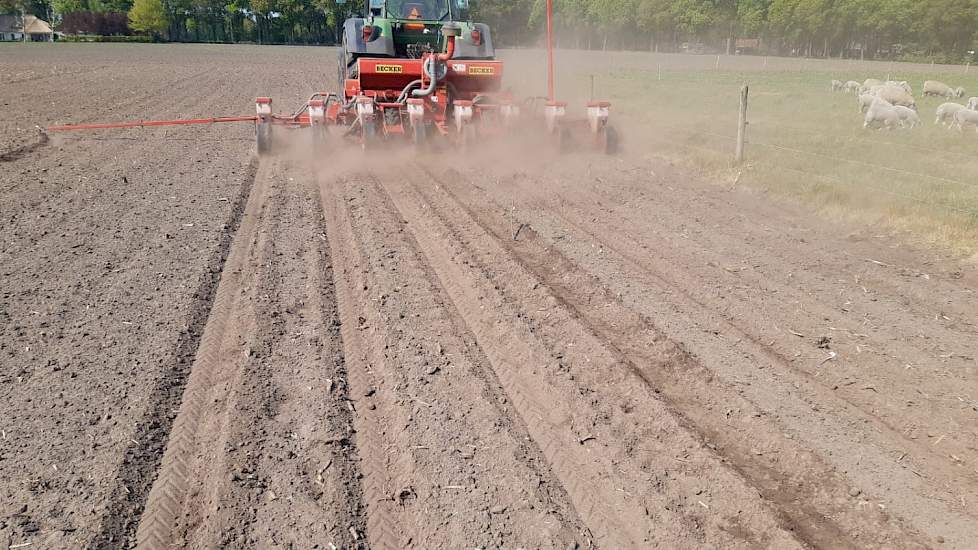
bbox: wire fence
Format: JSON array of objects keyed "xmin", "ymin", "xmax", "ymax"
[
  {"xmin": 642, "ymin": 115, "xmax": 978, "ymax": 219},
  {"xmin": 652, "ymin": 120, "xmax": 976, "ymax": 189}
]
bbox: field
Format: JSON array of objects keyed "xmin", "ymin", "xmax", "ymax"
[
  {"xmin": 516, "ymin": 49, "xmax": 978, "ymax": 255},
  {"xmin": 1, "ymin": 43, "xmax": 977, "ymax": 549}
]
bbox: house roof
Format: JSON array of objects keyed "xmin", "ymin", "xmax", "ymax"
[
  {"xmin": 24, "ymin": 16, "xmax": 52, "ymax": 34},
  {"xmin": 0, "ymin": 14, "xmax": 53, "ymax": 34}
]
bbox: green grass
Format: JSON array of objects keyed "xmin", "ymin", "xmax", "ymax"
[{"xmin": 545, "ymin": 54, "xmax": 978, "ymax": 257}]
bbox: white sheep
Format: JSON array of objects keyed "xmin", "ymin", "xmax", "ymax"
[
  {"xmin": 923, "ymin": 80, "xmax": 959, "ymax": 98},
  {"xmin": 893, "ymin": 105, "xmax": 920, "ymax": 128},
  {"xmin": 857, "ymin": 93, "xmax": 877, "ymax": 113},
  {"xmin": 844, "ymin": 80, "xmax": 862, "ymax": 93},
  {"xmin": 954, "ymin": 86, "xmax": 966, "ymax": 98},
  {"xmin": 953, "ymin": 108, "xmax": 978, "ymax": 132},
  {"xmin": 864, "ymin": 98, "xmax": 900, "ymax": 130},
  {"xmin": 935, "ymin": 102, "xmax": 966, "ymax": 126},
  {"xmin": 967, "ymin": 97, "xmax": 978, "ymax": 110},
  {"xmin": 874, "ymin": 84, "xmax": 916, "ymax": 109},
  {"xmin": 863, "ymin": 78, "xmax": 883, "ymax": 88},
  {"xmin": 831, "ymin": 79, "xmax": 844, "ymax": 92},
  {"xmin": 888, "ymin": 80, "xmax": 912, "ymax": 94}
]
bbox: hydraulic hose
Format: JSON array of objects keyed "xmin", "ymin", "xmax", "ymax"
[
  {"xmin": 412, "ymin": 30, "xmax": 456, "ymax": 98},
  {"xmin": 397, "ymin": 79, "xmax": 424, "ymax": 103},
  {"xmin": 412, "ymin": 57, "xmax": 439, "ymax": 98}
]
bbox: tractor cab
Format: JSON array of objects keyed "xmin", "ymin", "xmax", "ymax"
[
  {"xmin": 369, "ymin": 0, "xmax": 469, "ymax": 21},
  {"xmin": 340, "ymin": 0, "xmax": 493, "ymax": 85}
]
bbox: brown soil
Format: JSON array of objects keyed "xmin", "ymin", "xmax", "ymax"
[{"xmin": 1, "ymin": 44, "xmax": 975, "ymax": 549}]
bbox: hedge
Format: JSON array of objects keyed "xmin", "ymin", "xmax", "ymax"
[{"xmin": 61, "ymin": 35, "xmax": 153, "ymax": 43}]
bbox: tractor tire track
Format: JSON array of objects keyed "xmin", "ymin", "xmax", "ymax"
[
  {"xmin": 78, "ymin": 65, "xmax": 266, "ymax": 548},
  {"xmin": 374, "ymin": 167, "xmax": 813, "ymax": 549},
  {"xmin": 575, "ymin": 170, "xmax": 978, "ymax": 455},
  {"xmin": 318, "ymin": 169, "xmax": 593, "ymax": 549},
  {"xmin": 166, "ymin": 159, "xmax": 367, "ymax": 549},
  {"xmin": 84, "ymin": 156, "xmax": 258, "ymax": 549},
  {"xmin": 446, "ymin": 166, "xmax": 978, "ymax": 547},
  {"xmin": 420, "ymin": 168, "xmax": 936, "ymax": 549},
  {"xmin": 482, "ymin": 171, "xmax": 970, "ymax": 469},
  {"xmin": 318, "ymin": 173, "xmax": 416, "ymax": 550},
  {"xmin": 126, "ymin": 157, "xmax": 271, "ymax": 550}
]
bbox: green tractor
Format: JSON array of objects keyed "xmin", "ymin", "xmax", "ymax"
[{"xmin": 337, "ymin": 0, "xmax": 495, "ymax": 85}]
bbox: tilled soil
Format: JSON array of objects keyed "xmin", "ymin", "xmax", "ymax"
[{"xmin": 2, "ymin": 44, "xmax": 976, "ymax": 549}]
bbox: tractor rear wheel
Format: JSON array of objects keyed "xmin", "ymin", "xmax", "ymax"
[{"xmin": 338, "ymin": 37, "xmax": 359, "ymax": 88}]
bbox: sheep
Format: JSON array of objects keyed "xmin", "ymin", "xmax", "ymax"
[
  {"xmin": 952, "ymin": 108, "xmax": 978, "ymax": 132},
  {"xmin": 857, "ymin": 93, "xmax": 877, "ymax": 113},
  {"xmin": 967, "ymin": 97, "xmax": 978, "ymax": 110},
  {"xmin": 935, "ymin": 102, "xmax": 966, "ymax": 126},
  {"xmin": 864, "ymin": 98, "xmax": 900, "ymax": 130},
  {"xmin": 874, "ymin": 84, "xmax": 917, "ymax": 110},
  {"xmin": 954, "ymin": 86, "xmax": 966, "ymax": 98},
  {"xmin": 885, "ymin": 80, "xmax": 913, "ymax": 94},
  {"xmin": 923, "ymin": 80, "xmax": 959, "ymax": 98},
  {"xmin": 831, "ymin": 79, "xmax": 844, "ymax": 92},
  {"xmin": 844, "ymin": 80, "xmax": 862, "ymax": 93},
  {"xmin": 893, "ymin": 105, "xmax": 920, "ymax": 128},
  {"xmin": 864, "ymin": 78, "xmax": 883, "ymax": 88}
]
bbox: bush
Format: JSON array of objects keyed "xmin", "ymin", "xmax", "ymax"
[
  {"xmin": 61, "ymin": 34, "xmax": 153, "ymax": 42},
  {"xmin": 61, "ymin": 12, "xmax": 130, "ymax": 36}
]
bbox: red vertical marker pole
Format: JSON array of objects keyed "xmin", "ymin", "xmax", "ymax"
[{"xmin": 546, "ymin": 0, "xmax": 555, "ymax": 101}]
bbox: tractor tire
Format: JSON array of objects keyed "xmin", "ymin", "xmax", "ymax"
[
  {"xmin": 339, "ymin": 38, "xmax": 359, "ymax": 88},
  {"xmin": 256, "ymin": 122, "xmax": 273, "ymax": 156}
]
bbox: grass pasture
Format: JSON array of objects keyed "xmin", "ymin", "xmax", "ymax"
[{"xmin": 504, "ymin": 50, "xmax": 978, "ymax": 256}]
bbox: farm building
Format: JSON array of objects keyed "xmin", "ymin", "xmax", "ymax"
[{"xmin": 0, "ymin": 15, "xmax": 54, "ymax": 41}]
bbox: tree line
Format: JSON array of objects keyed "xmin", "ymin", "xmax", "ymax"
[{"xmin": 2, "ymin": 0, "xmax": 977, "ymax": 62}]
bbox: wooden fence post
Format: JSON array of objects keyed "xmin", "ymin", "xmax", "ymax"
[{"xmin": 736, "ymin": 83, "xmax": 749, "ymax": 163}]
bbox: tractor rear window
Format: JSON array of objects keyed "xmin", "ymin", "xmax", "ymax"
[{"xmin": 389, "ymin": 0, "xmax": 449, "ymax": 21}]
